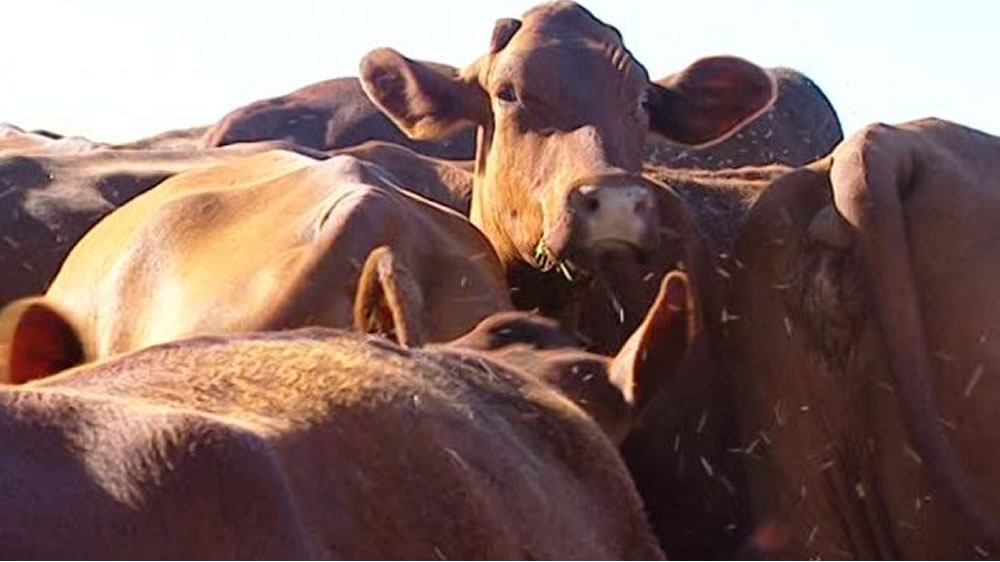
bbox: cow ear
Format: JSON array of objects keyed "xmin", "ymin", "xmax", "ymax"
[
  {"xmin": 360, "ymin": 48, "xmax": 489, "ymax": 140},
  {"xmin": 0, "ymin": 299, "xmax": 85, "ymax": 384},
  {"xmin": 646, "ymin": 56, "xmax": 776, "ymax": 146},
  {"xmin": 490, "ymin": 18, "xmax": 522, "ymax": 53},
  {"xmin": 609, "ymin": 271, "xmax": 695, "ymax": 412},
  {"xmin": 354, "ymin": 246, "xmax": 427, "ymax": 347}
]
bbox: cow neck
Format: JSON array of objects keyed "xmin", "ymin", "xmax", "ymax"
[{"xmin": 469, "ymin": 122, "xmax": 521, "ymax": 268}]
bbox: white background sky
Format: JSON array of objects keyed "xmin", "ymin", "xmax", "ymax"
[{"xmin": 3, "ymin": 0, "xmax": 997, "ymax": 143}]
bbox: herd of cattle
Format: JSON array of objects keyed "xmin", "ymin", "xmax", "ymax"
[{"xmin": 1, "ymin": 1, "xmax": 998, "ymax": 559}]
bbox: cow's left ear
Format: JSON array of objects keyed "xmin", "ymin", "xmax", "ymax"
[
  {"xmin": 646, "ymin": 56, "xmax": 776, "ymax": 146},
  {"xmin": 609, "ymin": 271, "xmax": 695, "ymax": 412},
  {"xmin": 360, "ymin": 49, "xmax": 489, "ymax": 140},
  {"xmin": 0, "ymin": 298, "xmax": 85, "ymax": 384},
  {"xmin": 354, "ymin": 246, "xmax": 427, "ymax": 347}
]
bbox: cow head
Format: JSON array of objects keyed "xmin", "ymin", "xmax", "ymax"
[
  {"xmin": 361, "ymin": 1, "xmax": 774, "ymax": 282},
  {"xmin": 445, "ymin": 271, "xmax": 695, "ymax": 443}
]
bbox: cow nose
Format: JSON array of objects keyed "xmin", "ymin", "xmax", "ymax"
[{"xmin": 568, "ymin": 183, "xmax": 656, "ymax": 249}]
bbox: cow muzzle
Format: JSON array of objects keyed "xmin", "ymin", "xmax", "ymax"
[{"xmin": 540, "ymin": 175, "xmax": 659, "ymax": 277}]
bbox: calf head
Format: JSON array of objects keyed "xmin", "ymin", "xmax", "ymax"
[
  {"xmin": 445, "ymin": 271, "xmax": 696, "ymax": 443},
  {"xmin": 361, "ymin": 2, "xmax": 774, "ymax": 300}
]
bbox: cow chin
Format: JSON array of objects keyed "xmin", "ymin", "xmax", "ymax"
[
  {"xmin": 590, "ymin": 238, "xmax": 648, "ymax": 266},
  {"xmin": 590, "ymin": 239, "xmax": 650, "ymax": 281},
  {"xmin": 540, "ymin": 229, "xmax": 650, "ymax": 282}
]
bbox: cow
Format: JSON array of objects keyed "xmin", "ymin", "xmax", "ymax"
[
  {"xmin": 648, "ymin": 65, "xmax": 843, "ymax": 169},
  {"xmin": 0, "ymin": 135, "xmax": 481, "ymax": 307},
  {"xmin": 203, "ymin": 75, "xmax": 477, "ymax": 159},
  {"xmin": 20, "ymin": 149, "xmax": 509, "ymax": 365},
  {"xmin": 0, "ymin": 140, "xmax": 328, "ymax": 307},
  {"xmin": 0, "ymin": 272, "xmax": 695, "ymax": 558},
  {"xmin": 358, "ymin": 1, "xmax": 780, "ymax": 354},
  {"xmin": 336, "ymin": 140, "xmax": 473, "ymax": 214},
  {"xmin": 111, "ymin": 124, "xmax": 212, "ymax": 150},
  {"xmin": 620, "ymin": 117, "xmax": 1000, "ymax": 559},
  {"xmin": 0, "ymin": 124, "xmax": 100, "ymax": 154}
]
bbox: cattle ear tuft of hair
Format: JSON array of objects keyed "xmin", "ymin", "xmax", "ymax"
[
  {"xmin": 0, "ymin": 298, "xmax": 85, "ymax": 384},
  {"xmin": 647, "ymin": 55, "xmax": 777, "ymax": 147},
  {"xmin": 353, "ymin": 246, "xmax": 427, "ymax": 348},
  {"xmin": 490, "ymin": 18, "xmax": 522, "ymax": 54},
  {"xmin": 608, "ymin": 271, "xmax": 693, "ymax": 412}
]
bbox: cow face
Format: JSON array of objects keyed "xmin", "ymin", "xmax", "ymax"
[{"xmin": 361, "ymin": 1, "xmax": 774, "ymax": 279}]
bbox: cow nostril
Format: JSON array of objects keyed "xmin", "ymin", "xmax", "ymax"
[{"xmin": 584, "ymin": 197, "xmax": 600, "ymax": 213}]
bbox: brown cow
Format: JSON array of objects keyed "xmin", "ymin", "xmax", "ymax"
[
  {"xmin": 0, "ymin": 140, "xmax": 330, "ymax": 307},
  {"xmin": 621, "ymin": 118, "xmax": 1000, "ymax": 558},
  {"xmin": 0, "ymin": 273, "xmax": 694, "ymax": 558},
  {"xmin": 203, "ymin": 76, "xmax": 476, "ymax": 159},
  {"xmin": 359, "ymin": 1, "xmax": 778, "ymax": 353},
  {"xmin": 336, "ymin": 140, "xmax": 473, "ymax": 214},
  {"xmin": 0, "ymin": 124, "xmax": 101, "ymax": 154},
  {"xmin": 27, "ymin": 150, "xmax": 509, "ymax": 364},
  {"xmin": 0, "ymin": 136, "xmax": 478, "ymax": 307},
  {"xmin": 648, "ymin": 65, "xmax": 843, "ymax": 169},
  {"xmin": 111, "ymin": 124, "xmax": 212, "ymax": 150}
]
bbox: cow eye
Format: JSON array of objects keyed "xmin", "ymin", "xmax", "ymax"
[
  {"xmin": 639, "ymin": 90, "xmax": 653, "ymax": 112},
  {"xmin": 496, "ymin": 83, "xmax": 519, "ymax": 104}
]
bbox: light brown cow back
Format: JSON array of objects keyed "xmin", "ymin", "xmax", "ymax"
[{"xmin": 44, "ymin": 150, "xmax": 509, "ymax": 359}]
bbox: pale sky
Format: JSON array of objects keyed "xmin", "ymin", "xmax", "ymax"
[{"xmin": 3, "ymin": 1, "xmax": 996, "ymax": 143}]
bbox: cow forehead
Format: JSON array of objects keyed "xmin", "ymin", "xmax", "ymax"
[
  {"xmin": 519, "ymin": 1, "xmax": 621, "ymax": 43},
  {"xmin": 486, "ymin": 17, "xmax": 648, "ymax": 100}
]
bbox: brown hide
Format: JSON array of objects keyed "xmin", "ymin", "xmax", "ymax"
[
  {"xmin": 0, "ymin": 124, "xmax": 101, "ymax": 154},
  {"xmin": 717, "ymin": 118, "xmax": 1000, "ymax": 558},
  {"xmin": 0, "ymin": 387, "xmax": 312, "ymax": 558},
  {"xmin": 0, "ymin": 135, "xmax": 473, "ymax": 308},
  {"xmin": 0, "ymin": 140, "xmax": 320, "ymax": 306},
  {"xmin": 42, "ymin": 150, "xmax": 510, "ymax": 360},
  {"xmin": 334, "ymin": 140, "xmax": 473, "ymax": 214},
  {"xmin": 618, "ymin": 118, "xmax": 1000, "ymax": 559},
  {"xmin": 111, "ymin": 124, "xmax": 212, "ymax": 150},
  {"xmin": 619, "ymin": 164, "xmax": 789, "ymax": 557},
  {"xmin": 7, "ymin": 327, "xmax": 664, "ymax": 559},
  {"xmin": 649, "ymin": 66, "xmax": 843, "ymax": 169},
  {"xmin": 204, "ymin": 76, "xmax": 476, "ymax": 159}
]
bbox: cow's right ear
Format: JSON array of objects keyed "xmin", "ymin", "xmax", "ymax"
[
  {"xmin": 353, "ymin": 246, "xmax": 427, "ymax": 348},
  {"xmin": 0, "ymin": 299, "xmax": 85, "ymax": 384},
  {"xmin": 646, "ymin": 56, "xmax": 776, "ymax": 147},
  {"xmin": 360, "ymin": 49, "xmax": 489, "ymax": 140},
  {"xmin": 608, "ymin": 271, "xmax": 695, "ymax": 412}
]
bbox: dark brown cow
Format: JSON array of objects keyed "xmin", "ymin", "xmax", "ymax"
[
  {"xmin": 622, "ymin": 118, "xmax": 1000, "ymax": 558},
  {"xmin": 648, "ymin": 65, "xmax": 843, "ymax": 169},
  {"xmin": 25, "ymin": 150, "xmax": 509, "ymax": 364},
  {"xmin": 0, "ymin": 273, "xmax": 694, "ymax": 558},
  {"xmin": 359, "ymin": 1, "xmax": 777, "ymax": 353},
  {"xmin": 203, "ymin": 76, "xmax": 476, "ymax": 159}
]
